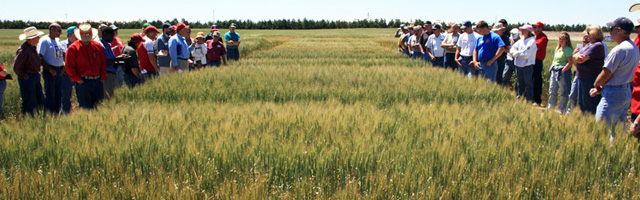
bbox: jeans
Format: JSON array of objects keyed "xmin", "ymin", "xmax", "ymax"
[
  {"xmin": 104, "ymin": 71, "xmax": 118, "ymax": 99},
  {"xmin": 43, "ymin": 67, "xmax": 63, "ymax": 114},
  {"xmin": 116, "ymin": 65, "xmax": 124, "ymax": 88},
  {"xmin": 444, "ymin": 53, "xmax": 457, "ymax": 71},
  {"xmin": 596, "ymin": 83, "xmax": 632, "ymax": 140},
  {"xmin": 18, "ymin": 73, "xmax": 45, "ymax": 115},
  {"xmin": 402, "ymin": 50, "xmax": 410, "ymax": 57},
  {"xmin": 533, "ymin": 59, "xmax": 544, "ymax": 104},
  {"xmin": 547, "ymin": 65, "xmax": 572, "ymax": 113},
  {"xmin": 516, "ymin": 65, "xmax": 534, "ymax": 101},
  {"xmin": 412, "ymin": 52, "xmax": 423, "ymax": 60},
  {"xmin": 576, "ymin": 77, "xmax": 600, "ymax": 114},
  {"xmin": 0, "ymin": 80, "xmax": 6, "ymax": 116},
  {"xmin": 207, "ymin": 60, "xmax": 222, "ymax": 67},
  {"xmin": 430, "ymin": 56, "xmax": 444, "ymax": 68},
  {"xmin": 567, "ymin": 76, "xmax": 579, "ymax": 114},
  {"xmin": 227, "ymin": 48, "xmax": 240, "ymax": 61},
  {"xmin": 60, "ymin": 73, "xmax": 73, "ymax": 114},
  {"xmin": 502, "ymin": 59, "xmax": 516, "ymax": 86},
  {"xmin": 496, "ymin": 56, "xmax": 506, "ymax": 84},
  {"xmin": 462, "ymin": 58, "xmax": 477, "ymax": 78},
  {"xmin": 479, "ymin": 61, "xmax": 498, "ymax": 83},
  {"xmin": 124, "ymin": 74, "xmax": 142, "ymax": 88},
  {"xmin": 75, "ymin": 79, "xmax": 104, "ymax": 109}
]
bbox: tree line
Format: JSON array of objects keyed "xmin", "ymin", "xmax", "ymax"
[{"xmin": 0, "ymin": 18, "xmax": 597, "ymax": 32}]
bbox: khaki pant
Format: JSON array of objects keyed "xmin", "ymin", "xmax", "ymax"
[
  {"xmin": 159, "ymin": 66, "xmax": 171, "ymax": 75},
  {"xmin": 176, "ymin": 59, "xmax": 189, "ymax": 72}
]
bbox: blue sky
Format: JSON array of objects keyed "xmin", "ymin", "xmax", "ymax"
[{"xmin": 0, "ymin": 0, "xmax": 638, "ymax": 27}]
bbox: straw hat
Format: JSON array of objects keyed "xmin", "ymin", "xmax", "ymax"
[
  {"xmin": 19, "ymin": 26, "xmax": 44, "ymax": 40},
  {"xmin": 74, "ymin": 23, "xmax": 98, "ymax": 42}
]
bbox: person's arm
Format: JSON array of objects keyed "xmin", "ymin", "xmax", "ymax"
[
  {"xmin": 395, "ymin": 29, "xmax": 402, "ymax": 38},
  {"xmin": 64, "ymin": 46, "xmax": 81, "ymax": 82},
  {"xmin": 472, "ymin": 49, "xmax": 479, "ymax": 69},
  {"xmin": 13, "ymin": 48, "xmax": 28, "ymax": 80},
  {"xmin": 454, "ymin": 47, "xmax": 462, "ymax": 66},
  {"xmin": 169, "ymin": 39, "xmax": 179, "ymax": 67},
  {"xmin": 590, "ymin": 68, "xmax": 613, "ymax": 97},
  {"xmin": 488, "ymin": 47, "xmax": 505, "ymax": 66},
  {"xmin": 562, "ymin": 49, "xmax": 574, "ymax": 73}
]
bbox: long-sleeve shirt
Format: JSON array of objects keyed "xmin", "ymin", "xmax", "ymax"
[
  {"xmin": 100, "ymin": 39, "xmax": 116, "ymax": 72},
  {"xmin": 510, "ymin": 36, "xmax": 537, "ymax": 67},
  {"xmin": 65, "ymin": 40, "xmax": 107, "ymax": 82},
  {"xmin": 14, "ymin": 42, "xmax": 41, "ymax": 79},
  {"xmin": 191, "ymin": 43, "xmax": 207, "ymax": 64},
  {"xmin": 169, "ymin": 34, "xmax": 190, "ymax": 65},
  {"xmin": 535, "ymin": 32, "xmax": 548, "ymax": 61}
]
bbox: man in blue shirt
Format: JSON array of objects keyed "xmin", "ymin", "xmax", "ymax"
[
  {"xmin": 157, "ymin": 22, "xmax": 174, "ymax": 75},
  {"xmin": 169, "ymin": 23, "xmax": 191, "ymax": 72},
  {"xmin": 38, "ymin": 23, "xmax": 66, "ymax": 114},
  {"xmin": 472, "ymin": 20, "xmax": 505, "ymax": 83},
  {"xmin": 99, "ymin": 26, "xmax": 119, "ymax": 99},
  {"xmin": 225, "ymin": 23, "xmax": 241, "ymax": 61}
]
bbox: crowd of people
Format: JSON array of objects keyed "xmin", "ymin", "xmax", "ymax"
[
  {"xmin": 8, "ymin": 22, "xmax": 241, "ymax": 115},
  {"xmin": 397, "ymin": 17, "xmax": 640, "ymax": 141}
]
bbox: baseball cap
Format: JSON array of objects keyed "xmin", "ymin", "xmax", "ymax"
[
  {"xmin": 461, "ymin": 21, "xmax": 472, "ymax": 29},
  {"xmin": 634, "ymin": 17, "xmax": 640, "ymax": 27},
  {"xmin": 109, "ymin": 24, "xmax": 118, "ymax": 31},
  {"xmin": 533, "ymin": 21, "xmax": 545, "ymax": 28},
  {"xmin": 162, "ymin": 22, "xmax": 173, "ymax": 29},
  {"xmin": 432, "ymin": 24, "xmax": 442, "ymax": 30},
  {"xmin": 144, "ymin": 25, "xmax": 160, "ymax": 33},
  {"xmin": 399, "ymin": 24, "xmax": 405, "ymax": 28},
  {"xmin": 607, "ymin": 17, "xmax": 634, "ymax": 33},
  {"xmin": 66, "ymin": 26, "xmax": 77, "ymax": 35},
  {"xmin": 130, "ymin": 33, "xmax": 144, "ymax": 43},
  {"xmin": 210, "ymin": 25, "xmax": 219, "ymax": 30},
  {"xmin": 498, "ymin": 19, "xmax": 507, "ymax": 25},
  {"xmin": 413, "ymin": 25, "xmax": 422, "ymax": 31},
  {"xmin": 176, "ymin": 23, "xmax": 189, "ymax": 32},
  {"xmin": 142, "ymin": 23, "xmax": 151, "ymax": 29},
  {"xmin": 196, "ymin": 32, "xmax": 205, "ymax": 38},
  {"xmin": 519, "ymin": 24, "xmax": 534, "ymax": 32},
  {"xmin": 425, "ymin": 21, "xmax": 432, "ymax": 25},
  {"xmin": 230, "ymin": 23, "xmax": 237, "ymax": 28},
  {"xmin": 213, "ymin": 31, "xmax": 221, "ymax": 37},
  {"xmin": 491, "ymin": 23, "xmax": 505, "ymax": 31}
]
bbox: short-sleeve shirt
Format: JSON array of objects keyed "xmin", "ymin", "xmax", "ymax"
[
  {"xmin": 426, "ymin": 33, "xmax": 445, "ymax": 57},
  {"xmin": 475, "ymin": 32, "xmax": 505, "ymax": 61},
  {"xmin": 224, "ymin": 32, "xmax": 240, "ymax": 49},
  {"xmin": 602, "ymin": 40, "xmax": 640, "ymax": 86},
  {"xmin": 156, "ymin": 34, "xmax": 171, "ymax": 67},
  {"xmin": 206, "ymin": 40, "xmax": 227, "ymax": 61},
  {"xmin": 37, "ymin": 35, "xmax": 65, "ymax": 66},
  {"xmin": 121, "ymin": 44, "xmax": 139, "ymax": 76},
  {"xmin": 499, "ymin": 33, "xmax": 511, "ymax": 59},
  {"xmin": 551, "ymin": 46, "xmax": 574, "ymax": 66},
  {"xmin": 443, "ymin": 33, "xmax": 459, "ymax": 54},
  {"xmin": 456, "ymin": 32, "xmax": 477, "ymax": 57},
  {"xmin": 576, "ymin": 41, "xmax": 605, "ymax": 79},
  {"xmin": 408, "ymin": 35, "xmax": 420, "ymax": 52},
  {"xmin": 137, "ymin": 37, "xmax": 157, "ymax": 72}
]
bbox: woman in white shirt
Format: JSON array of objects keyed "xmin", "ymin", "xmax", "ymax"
[{"xmin": 510, "ymin": 25, "xmax": 538, "ymax": 102}]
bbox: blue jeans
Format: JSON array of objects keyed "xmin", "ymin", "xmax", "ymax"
[
  {"xmin": 116, "ymin": 65, "xmax": 125, "ymax": 88},
  {"xmin": 502, "ymin": 59, "xmax": 516, "ymax": 86},
  {"xmin": 596, "ymin": 83, "xmax": 632, "ymax": 139},
  {"xmin": 444, "ymin": 53, "xmax": 457, "ymax": 71},
  {"xmin": 533, "ymin": 59, "xmax": 544, "ymax": 104},
  {"xmin": 43, "ymin": 68, "xmax": 63, "ymax": 114},
  {"xmin": 207, "ymin": 60, "xmax": 222, "ymax": 67},
  {"xmin": 227, "ymin": 48, "xmax": 240, "ymax": 61},
  {"xmin": 412, "ymin": 52, "xmax": 423, "ymax": 60},
  {"xmin": 124, "ymin": 74, "xmax": 142, "ymax": 88},
  {"xmin": 402, "ymin": 50, "xmax": 410, "ymax": 57},
  {"xmin": 0, "ymin": 80, "xmax": 6, "ymax": 116},
  {"xmin": 516, "ymin": 65, "xmax": 534, "ymax": 101},
  {"xmin": 576, "ymin": 77, "xmax": 600, "ymax": 114},
  {"xmin": 75, "ymin": 79, "xmax": 104, "ymax": 109},
  {"xmin": 567, "ymin": 76, "xmax": 579, "ymax": 114},
  {"xmin": 430, "ymin": 56, "xmax": 444, "ymax": 68},
  {"xmin": 60, "ymin": 73, "xmax": 73, "ymax": 114},
  {"xmin": 547, "ymin": 65, "xmax": 572, "ymax": 113},
  {"xmin": 18, "ymin": 73, "xmax": 45, "ymax": 115},
  {"xmin": 462, "ymin": 58, "xmax": 476, "ymax": 78},
  {"xmin": 496, "ymin": 57, "xmax": 506, "ymax": 84},
  {"xmin": 479, "ymin": 61, "xmax": 498, "ymax": 83}
]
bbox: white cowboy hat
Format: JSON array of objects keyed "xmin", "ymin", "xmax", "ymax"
[
  {"xmin": 74, "ymin": 23, "xmax": 98, "ymax": 42},
  {"xmin": 18, "ymin": 26, "xmax": 44, "ymax": 41}
]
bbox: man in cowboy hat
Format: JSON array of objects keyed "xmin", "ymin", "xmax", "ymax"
[
  {"xmin": 14, "ymin": 26, "xmax": 45, "ymax": 115},
  {"xmin": 60, "ymin": 26, "xmax": 77, "ymax": 114},
  {"xmin": 65, "ymin": 24, "xmax": 107, "ymax": 109},
  {"xmin": 169, "ymin": 23, "xmax": 191, "ymax": 72},
  {"xmin": 225, "ymin": 23, "xmax": 241, "ymax": 61},
  {"xmin": 38, "ymin": 23, "xmax": 66, "ymax": 114}
]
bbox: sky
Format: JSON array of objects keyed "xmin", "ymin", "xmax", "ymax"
[{"xmin": 1, "ymin": 0, "xmax": 638, "ymax": 27}]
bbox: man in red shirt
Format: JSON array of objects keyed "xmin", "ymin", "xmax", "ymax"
[
  {"xmin": 137, "ymin": 25, "xmax": 160, "ymax": 80},
  {"xmin": 205, "ymin": 31, "xmax": 227, "ymax": 67},
  {"xmin": 630, "ymin": 17, "xmax": 640, "ymax": 137},
  {"xmin": 65, "ymin": 24, "xmax": 107, "ymax": 109},
  {"xmin": 532, "ymin": 21, "xmax": 548, "ymax": 106}
]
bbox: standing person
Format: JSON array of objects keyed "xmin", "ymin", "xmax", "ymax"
[
  {"xmin": 510, "ymin": 25, "xmax": 538, "ymax": 102},
  {"xmin": 573, "ymin": 25, "xmax": 606, "ymax": 114},
  {"xmin": 455, "ymin": 21, "xmax": 477, "ymax": 77},
  {"xmin": 630, "ymin": 18, "xmax": 640, "ymax": 138},
  {"xmin": 192, "ymin": 32, "xmax": 207, "ymax": 69},
  {"xmin": 502, "ymin": 28, "xmax": 520, "ymax": 86},
  {"xmin": 547, "ymin": 32, "xmax": 574, "ymax": 113},
  {"xmin": 140, "ymin": 22, "xmax": 150, "ymax": 37},
  {"xmin": 99, "ymin": 26, "xmax": 119, "ymax": 99},
  {"xmin": 66, "ymin": 24, "xmax": 106, "ymax": 109},
  {"xmin": 441, "ymin": 24, "xmax": 460, "ymax": 71},
  {"xmin": 60, "ymin": 26, "xmax": 77, "ymax": 114},
  {"xmin": 394, "ymin": 24, "xmax": 405, "ymax": 38},
  {"xmin": 206, "ymin": 31, "xmax": 227, "ymax": 67},
  {"xmin": 567, "ymin": 35, "xmax": 590, "ymax": 114},
  {"xmin": 0, "ymin": 63, "xmax": 8, "ymax": 116},
  {"xmin": 109, "ymin": 25, "xmax": 125, "ymax": 88},
  {"xmin": 14, "ymin": 27, "xmax": 45, "ymax": 115},
  {"xmin": 38, "ymin": 23, "xmax": 66, "ymax": 114},
  {"xmin": 156, "ymin": 22, "xmax": 173, "ymax": 75},
  {"xmin": 591, "ymin": 17, "xmax": 639, "ymax": 141},
  {"xmin": 419, "ymin": 22, "xmax": 432, "ymax": 60},
  {"xmin": 169, "ymin": 23, "xmax": 191, "ymax": 73},
  {"xmin": 426, "ymin": 24, "xmax": 445, "ymax": 67},
  {"xmin": 493, "ymin": 22, "xmax": 510, "ymax": 84},
  {"xmin": 532, "ymin": 21, "xmax": 548, "ymax": 105},
  {"xmin": 122, "ymin": 34, "xmax": 143, "ymax": 88},
  {"xmin": 408, "ymin": 26, "xmax": 424, "ymax": 60},
  {"xmin": 205, "ymin": 25, "xmax": 220, "ymax": 41},
  {"xmin": 398, "ymin": 26, "xmax": 410, "ymax": 56},
  {"xmin": 472, "ymin": 20, "xmax": 506, "ymax": 82},
  {"xmin": 138, "ymin": 25, "xmax": 160, "ymax": 80},
  {"xmin": 225, "ymin": 23, "xmax": 241, "ymax": 61}
]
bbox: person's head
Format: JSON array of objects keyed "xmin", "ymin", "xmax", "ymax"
[
  {"xmin": 557, "ymin": 31, "xmax": 572, "ymax": 50},
  {"xmin": 415, "ymin": 26, "xmax": 423, "ymax": 35},
  {"xmin": 461, "ymin": 21, "xmax": 472, "ymax": 33},
  {"xmin": 476, "ymin": 20, "xmax": 490, "ymax": 35},
  {"xmin": 510, "ymin": 28, "xmax": 520, "ymax": 40},
  {"xmin": 229, "ymin": 23, "xmax": 236, "ymax": 32},
  {"xmin": 196, "ymin": 32, "xmax": 205, "ymax": 44},
  {"xmin": 170, "ymin": 25, "xmax": 177, "ymax": 36},
  {"xmin": 433, "ymin": 24, "xmax": 442, "ymax": 35},
  {"xmin": 110, "ymin": 25, "xmax": 118, "ymax": 37},
  {"xmin": 144, "ymin": 25, "xmax": 160, "ymax": 39},
  {"xmin": 533, "ymin": 21, "xmax": 544, "ymax": 34},
  {"xmin": 583, "ymin": 24, "xmax": 604, "ymax": 42},
  {"xmin": 66, "ymin": 26, "xmax": 78, "ymax": 42},
  {"xmin": 19, "ymin": 26, "xmax": 44, "ymax": 46},
  {"xmin": 582, "ymin": 35, "xmax": 589, "ymax": 45},
  {"xmin": 499, "ymin": 19, "xmax": 508, "ymax": 29},
  {"xmin": 48, "ymin": 23, "xmax": 62, "ymax": 38},
  {"xmin": 101, "ymin": 26, "xmax": 115, "ymax": 43},
  {"xmin": 450, "ymin": 24, "xmax": 460, "ymax": 34},
  {"xmin": 491, "ymin": 23, "xmax": 505, "ymax": 35},
  {"xmin": 130, "ymin": 33, "xmax": 144, "ymax": 47},
  {"xmin": 162, "ymin": 22, "xmax": 173, "ymax": 36},
  {"xmin": 213, "ymin": 31, "xmax": 222, "ymax": 42},
  {"xmin": 74, "ymin": 23, "xmax": 98, "ymax": 43},
  {"xmin": 424, "ymin": 21, "xmax": 432, "ymax": 31},
  {"xmin": 607, "ymin": 17, "xmax": 634, "ymax": 43},
  {"xmin": 142, "ymin": 23, "xmax": 150, "ymax": 31},
  {"xmin": 518, "ymin": 24, "xmax": 534, "ymax": 38},
  {"xmin": 176, "ymin": 23, "xmax": 190, "ymax": 37},
  {"xmin": 98, "ymin": 24, "xmax": 107, "ymax": 38},
  {"xmin": 635, "ymin": 17, "xmax": 640, "ymax": 35},
  {"xmin": 186, "ymin": 27, "xmax": 192, "ymax": 37},
  {"xmin": 210, "ymin": 25, "xmax": 219, "ymax": 33}
]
